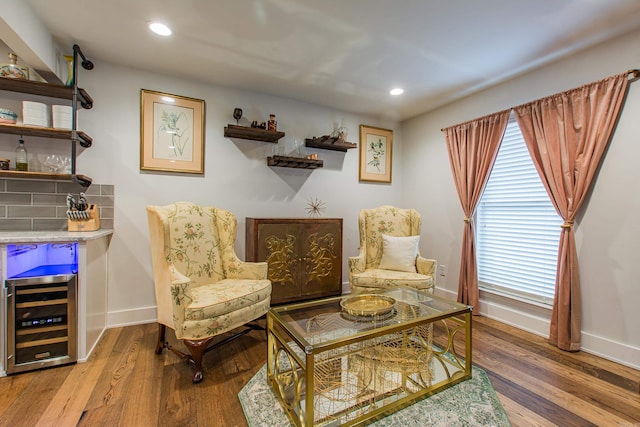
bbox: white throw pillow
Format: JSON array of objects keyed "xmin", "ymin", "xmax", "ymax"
[{"xmin": 378, "ymin": 234, "xmax": 419, "ymax": 273}]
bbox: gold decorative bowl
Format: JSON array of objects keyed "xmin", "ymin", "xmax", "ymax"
[{"xmin": 340, "ymin": 294, "xmax": 396, "ymax": 317}]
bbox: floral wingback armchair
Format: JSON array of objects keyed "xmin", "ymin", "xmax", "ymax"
[
  {"xmin": 147, "ymin": 201, "xmax": 271, "ymax": 383},
  {"xmin": 348, "ymin": 205, "xmax": 436, "ymax": 295}
]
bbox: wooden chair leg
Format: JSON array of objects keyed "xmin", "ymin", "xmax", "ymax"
[
  {"xmin": 155, "ymin": 323, "xmax": 166, "ymax": 354},
  {"xmin": 184, "ymin": 337, "xmax": 215, "ymax": 383}
]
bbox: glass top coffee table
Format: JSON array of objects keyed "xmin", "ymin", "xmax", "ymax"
[{"xmin": 267, "ymin": 287, "xmax": 472, "ymax": 427}]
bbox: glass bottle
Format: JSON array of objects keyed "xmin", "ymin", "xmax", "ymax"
[
  {"xmin": 15, "ymin": 138, "xmax": 28, "ymax": 171},
  {"xmin": 268, "ymin": 114, "xmax": 277, "ymax": 131}
]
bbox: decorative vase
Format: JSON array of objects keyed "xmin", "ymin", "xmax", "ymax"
[
  {"xmin": 0, "ymin": 53, "xmax": 29, "ymax": 80},
  {"xmin": 64, "ymin": 55, "xmax": 74, "ymax": 86}
]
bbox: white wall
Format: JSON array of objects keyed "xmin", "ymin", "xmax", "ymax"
[
  {"xmin": 402, "ymin": 27, "xmax": 640, "ymax": 368},
  {"xmin": 73, "ymin": 62, "xmax": 403, "ymax": 325}
]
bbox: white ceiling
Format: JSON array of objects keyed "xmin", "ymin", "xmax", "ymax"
[{"xmin": 23, "ymin": 0, "xmax": 640, "ymax": 121}]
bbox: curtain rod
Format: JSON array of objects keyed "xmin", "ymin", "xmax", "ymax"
[{"xmin": 442, "ymin": 70, "xmax": 638, "ymax": 131}]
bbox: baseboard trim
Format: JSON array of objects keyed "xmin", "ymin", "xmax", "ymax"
[
  {"xmin": 436, "ymin": 287, "xmax": 640, "ymax": 370},
  {"xmin": 107, "ymin": 306, "xmax": 156, "ymax": 328}
]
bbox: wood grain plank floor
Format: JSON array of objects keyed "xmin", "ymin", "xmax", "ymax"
[{"xmin": 0, "ymin": 317, "xmax": 637, "ymax": 427}]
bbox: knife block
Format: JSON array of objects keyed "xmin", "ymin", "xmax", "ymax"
[{"xmin": 67, "ymin": 204, "xmax": 100, "ymax": 232}]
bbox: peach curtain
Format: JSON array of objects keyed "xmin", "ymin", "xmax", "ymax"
[
  {"xmin": 443, "ymin": 110, "xmax": 510, "ymax": 312},
  {"xmin": 514, "ymin": 73, "xmax": 630, "ymax": 351}
]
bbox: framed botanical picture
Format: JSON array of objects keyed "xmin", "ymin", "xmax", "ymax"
[
  {"xmin": 140, "ymin": 89, "xmax": 205, "ymax": 174},
  {"xmin": 359, "ymin": 125, "xmax": 392, "ymax": 183}
]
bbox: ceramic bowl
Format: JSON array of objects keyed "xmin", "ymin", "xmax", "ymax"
[{"xmin": 0, "ymin": 108, "xmax": 17, "ymax": 124}]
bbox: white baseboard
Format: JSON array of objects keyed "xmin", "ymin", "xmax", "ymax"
[
  {"xmin": 436, "ymin": 287, "xmax": 640, "ymax": 370},
  {"xmin": 107, "ymin": 306, "xmax": 156, "ymax": 328}
]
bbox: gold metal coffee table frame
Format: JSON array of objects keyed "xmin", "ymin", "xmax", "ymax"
[{"xmin": 267, "ymin": 287, "xmax": 472, "ymax": 427}]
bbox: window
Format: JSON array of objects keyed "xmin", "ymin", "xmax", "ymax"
[{"xmin": 476, "ymin": 117, "xmax": 562, "ymax": 306}]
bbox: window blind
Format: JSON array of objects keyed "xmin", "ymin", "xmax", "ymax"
[{"xmin": 476, "ymin": 118, "xmax": 562, "ymax": 305}]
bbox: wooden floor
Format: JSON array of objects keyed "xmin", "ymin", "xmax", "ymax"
[{"xmin": 0, "ymin": 316, "xmax": 638, "ymax": 427}]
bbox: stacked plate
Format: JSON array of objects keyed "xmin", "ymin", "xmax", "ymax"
[
  {"xmin": 22, "ymin": 101, "xmax": 48, "ymax": 127},
  {"xmin": 52, "ymin": 105, "xmax": 73, "ymax": 129}
]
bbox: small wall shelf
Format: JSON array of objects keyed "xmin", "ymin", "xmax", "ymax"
[
  {"xmin": 0, "ymin": 170, "xmax": 92, "ymax": 186},
  {"xmin": 0, "ymin": 123, "xmax": 92, "ymax": 147},
  {"xmin": 305, "ymin": 136, "xmax": 357, "ymax": 152},
  {"xmin": 267, "ymin": 155, "xmax": 323, "ymax": 169},
  {"xmin": 224, "ymin": 124, "xmax": 285, "ymax": 143},
  {"xmin": 0, "ymin": 78, "xmax": 93, "ymax": 109}
]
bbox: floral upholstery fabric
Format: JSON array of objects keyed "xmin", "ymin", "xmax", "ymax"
[
  {"xmin": 348, "ymin": 205, "xmax": 437, "ymax": 294},
  {"xmin": 147, "ymin": 202, "xmax": 271, "ymax": 340}
]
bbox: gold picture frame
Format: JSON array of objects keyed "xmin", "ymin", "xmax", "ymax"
[
  {"xmin": 140, "ymin": 89, "xmax": 205, "ymax": 174},
  {"xmin": 359, "ymin": 125, "xmax": 392, "ymax": 183}
]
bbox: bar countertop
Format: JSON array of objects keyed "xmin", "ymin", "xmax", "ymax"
[{"xmin": 0, "ymin": 229, "xmax": 113, "ymax": 243}]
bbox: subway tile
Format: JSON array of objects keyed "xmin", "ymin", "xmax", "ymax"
[
  {"xmin": 33, "ymin": 219, "xmax": 67, "ymax": 231},
  {"xmin": 99, "ymin": 219, "xmax": 114, "ymax": 229},
  {"xmin": 93, "ymin": 195, "xmax": 114, "ymax": 207},
  {"xmin": 7, "ymin": 180, "xmax": 56, "ymax": 193},
  {"xmin": 0, "ymin": 178, "xmax": 114, "ymax": 232},
  {"xmin": 100, "ymin": 185, "xmax": 114, "ymax": 196},
  {"xmin": 56, "ymin": 181, "xmax": 91, "ymax": 194},
  {"xmin": 0, "ymin": 193, "xmax": 32, "ymax": 205},
  {"xmin": 82, "ymin": 185, "xmax": 101, "ymax": 196},
  {"xmin": 8, "ymin": 206, "xmax": 57, "ymax": 218},
  {"xmin": 56, "ymin": 206, "xmax": 70, "ymax": 218},
  {"xmin": 0, "ymin": 219, "xmax": 32, "ymax": 231},
  {"xmin": 99, "ymin": 207, "xmax": 114, "ymax": 219},
  {"xmin": 33, "ymin": 194, "xmax": 68, "ymax": 205}
]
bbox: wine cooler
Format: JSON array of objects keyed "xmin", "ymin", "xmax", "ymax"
[{"xmin": 5, "ymin": 243, "xmax": 79, "ymax": 374}]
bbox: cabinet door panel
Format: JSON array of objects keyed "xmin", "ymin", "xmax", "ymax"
[
  {"xmin": 246, "ymin": 218, "xmax": 342, "ymax": 305},
  {"xmin": 255, "ymin": 222, "xmax": 303, "ymax": 303},
  {"xmin": 299, "ymin": 222, "xmax": 341, "ymax": 297}
]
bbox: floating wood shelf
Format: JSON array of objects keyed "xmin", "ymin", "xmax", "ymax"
[
  {"xmin": 267, "ymin": 155, "xmax": 323, "ymax": 169},
  {"xmin": 224, "ymin": 124, "xmax": 285, "ymax": 143},
  {"xmin": 0, "ymin": 123, "xmax": 92, "ymax": 147},
  {"xmin": 0, "ymin": 77, "xmax": 93, "ymax": 109},
  {"xmin": 0, "ymin": 170, "xmax": 92, "ymax": 186},
  {"xmin": 305, "ymin": 136, "xmax": 357, "ymax": 152}
]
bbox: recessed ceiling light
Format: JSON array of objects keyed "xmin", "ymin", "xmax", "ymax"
[
  {"xmin": 390, "ymin": 88, "xmax": 404, "ymax": 96},
  {"xmin": 149, "ymin": 22, "xmax": 172, "ymax": 36}
]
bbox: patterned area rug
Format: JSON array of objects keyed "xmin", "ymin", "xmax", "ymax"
[{"xmin": 239, "ymin": 364, "xmax": 511, "ymax": 427}]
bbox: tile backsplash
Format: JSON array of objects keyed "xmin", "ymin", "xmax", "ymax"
[{"xmin": 0, "ymin": 179, "xmax": 114, "ymax": 231}]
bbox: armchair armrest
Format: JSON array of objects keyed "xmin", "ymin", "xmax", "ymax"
[
  {"xmin": 231, "ymin": 260, "xmax": 268, "ymax": 280},
  {"xmin": 348, "ymin": 254, "xmax": 366, "ymax": 283},
  {"xmin": 168, "ymin": 265, "xmax": 193, "ymax": 337},
  {"xmin": 223, "ymin": 251, "xmax": 268, "ymax": 280},
  {"xmin": 416, "ymin": 256, "xmax": 437, "ymax": 284}
]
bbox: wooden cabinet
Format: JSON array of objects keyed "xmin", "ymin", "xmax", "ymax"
[{"xmin": 246, "ymin": 218, "xmax": 342, "ymax": 305}]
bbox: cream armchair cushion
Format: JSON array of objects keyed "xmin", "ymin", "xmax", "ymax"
[
  {"xmin": 348, "ymin": 205, "xmax": 436, "ymax": 294},
  {"xmin": 378, "ymin": 234, "xmax": 420, "ymax": 272},
  {"xmin": 147, "ymin": 201, "xmax": 271, "ymax": 382}
]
